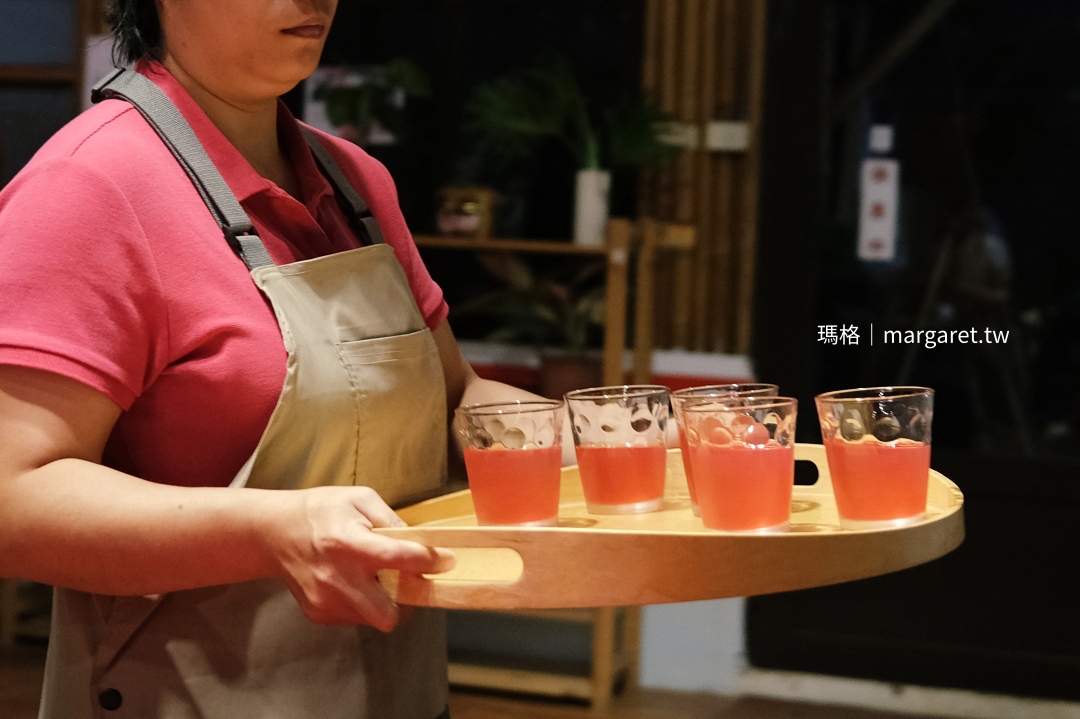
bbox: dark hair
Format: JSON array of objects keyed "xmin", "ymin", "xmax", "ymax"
[{"xmin": 107, "ymin": 0, "xmax": 163, "ymax": 65}]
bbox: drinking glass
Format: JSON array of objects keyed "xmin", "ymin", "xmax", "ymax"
[
  {"xmin": 565, "ymin": 385, "xmax": 670, "ymax": 514},
  {"xmin": 455, "ymin": 400, "xmax": 564, "ymax": 526},
  {"xmin": 814, "ymin": 386, "xmax": 934, "ymax": 530},
  {"xmin": 682, "ymin": 396, "xmax": 797, "ymax": 531},
  {"xmin": 671, "ymin": 383, "xmax": 779, "ymax": 516}
]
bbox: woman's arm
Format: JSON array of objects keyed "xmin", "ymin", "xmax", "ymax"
[
  {"xmin": 0, "ymin": 365, "xmax": 452, "ymax": 631},
  {"xmin": 433, "ymin": 321, "xmax": 577, "ymax": 465}
]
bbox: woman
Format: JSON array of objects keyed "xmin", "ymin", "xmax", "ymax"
[{"xmin": 0, "ymin": 1, "xmax": 533, "ymax": 717}]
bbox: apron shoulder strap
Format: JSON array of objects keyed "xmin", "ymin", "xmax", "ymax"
[
  {"xmin": 92, "ymin": 69, "xmax": 275, "ymax": 269},
  {"xmin": 300, "ymin": 127, "xmax": 386, "ymax": 246}
]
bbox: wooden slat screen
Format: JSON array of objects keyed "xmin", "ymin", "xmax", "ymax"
[{"xmin": 640, "ymin": 0, "xmax": 768, "ymax": 354}]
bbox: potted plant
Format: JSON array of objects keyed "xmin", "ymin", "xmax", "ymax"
[
  {"xmin": 450, "ymin": 253, "xmax": 607, "ymax": 397},
  {"xmin": 464, "ymin": 53, "xmax": 677, "ymax": 246},
  {"xmin": 310, "ymin": 58, "xmax": 431, "ymax": 146}
]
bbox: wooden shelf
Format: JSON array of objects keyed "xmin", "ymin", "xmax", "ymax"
[
  {"xmin": 416, "ymin": 220, "xmax": 696, "ymax": 390},
  {"xmin": 415, "ymin": 221, "xmax": 635, "ymax": 389},
  {"xmin": 449, "ymin": 658, "xmax": 594, "ymax": 701},
  {"xmin": 414, "ymin": 235, "xmax": 609, "ymax": 256},
  {"xmin": 501, "ymin": 608, "xmax": 595, "ymax": 623},
  {"xmin": 454, "ymin": 607, "xmax": 595, "ymax": 623},
  {"xmin": 414, "ymin": 223, "xmax": 643, "ymax": 707},
  {"xmin": 442, "ymin": 608, "xmax": 635, "ymax": 703},
  {"xmin": 0, "ymin": 65, "xmax": 79, "ymax": 84}
]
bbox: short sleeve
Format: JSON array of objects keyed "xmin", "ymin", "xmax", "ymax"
[{"xmin": 0, "ymin": 158, "xmax": 169, "ymax": 409}]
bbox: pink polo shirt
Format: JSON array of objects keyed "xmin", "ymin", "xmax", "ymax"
[{"xmin": 0, "ymin": 61, "xmax": 448, "ymax": 488}]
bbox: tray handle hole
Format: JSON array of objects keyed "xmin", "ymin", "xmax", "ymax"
[
  {"xmin": 794, "ymin": 459, "xmax": 820, "ymax": 486},
  {"xmin": 420, "ymin": 547, "xmax": 524, "ymax": 584}
]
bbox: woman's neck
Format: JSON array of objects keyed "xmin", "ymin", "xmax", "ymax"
[{"xmin": 161, "ymin": 55, "xmax": 300, "ymax": 198}]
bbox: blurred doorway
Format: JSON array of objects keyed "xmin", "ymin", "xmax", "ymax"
[{"xmin": 749, "ymin": 0, "xmax": 1080, "ymax": 700}]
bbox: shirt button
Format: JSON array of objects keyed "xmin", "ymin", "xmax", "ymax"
[{"xmin": 98, "ymin": 688, "xmax": 123, "ymax": 711}]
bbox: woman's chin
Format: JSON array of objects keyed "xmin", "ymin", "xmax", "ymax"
[
  {"xmin": 284, "ymin": 57, "xmax": 325, "ymax": 85},
  {"xmin": 257, "ymin": 61, "xmax": 323, "ymax": 97}
]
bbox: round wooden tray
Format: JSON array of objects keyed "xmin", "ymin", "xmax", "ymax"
[{"xmin": 376, "ymin": 443, "xmax": 964, "ymax": 609}]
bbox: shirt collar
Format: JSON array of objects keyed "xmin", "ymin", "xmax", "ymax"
[
  {"xmin": 137, "ymin": 59, "xmax": 335, "ymax": 209},
  {"xmin": 278, "ymin": 105, "xmax": 336, "ymax": 213}
]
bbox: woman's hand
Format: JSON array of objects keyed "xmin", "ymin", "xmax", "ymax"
[{"xmin": 272, "ymin": 486, "xmax": 455, "ymax": 632}]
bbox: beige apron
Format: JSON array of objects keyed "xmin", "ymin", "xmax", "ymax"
[{"xmin": 38, "ymin": 70, "xmax": 449, "ymax": 719}]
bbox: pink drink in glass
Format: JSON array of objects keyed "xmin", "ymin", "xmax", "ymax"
[
  {"xmin": 672, "ymin": 383, "xmax": 779, "ymax": 516},
  {"xmin": 464, "ymin": 445, "xmax": 562, "ymax": 526},
  {"xmin": 824, "ymin": 438, "xmax": 930, "ymax": 524},
  {"xmin": 575, "ymin": 444, "xmax": 667, "ymax": 512},
  {"xmin": 690, "ymin": 442, "xmax": 794, "ymax": 531}
]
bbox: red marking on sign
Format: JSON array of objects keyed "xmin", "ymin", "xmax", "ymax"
[
  {"xmin": 872, "ymin": 167, "xmax": 889, "ymax": 182},
  {"xmin": 868, "ymin": 239, "xmax": 884, "ymax": 252},
  {"xmin": 870, "ymin": 202, "xmax": 886, "ymax": 218}
]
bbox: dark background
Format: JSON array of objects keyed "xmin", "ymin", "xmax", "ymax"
[{"xmin": 750, "ymin": 0, "xmax": 1080, "ymax": 699}]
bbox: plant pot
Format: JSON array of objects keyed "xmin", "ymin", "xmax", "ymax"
[
  {"xmin": 573, "ymin": 169, "xmax": 612, "ymax": 248},
  {"xmin": 538, "ymin": 351, "xmax": 604, "ymax": 399}
]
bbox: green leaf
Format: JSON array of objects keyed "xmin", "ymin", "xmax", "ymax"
[
  {"xmin": 385, "ymin": 58, "xmax": 432, "ymax": 98},
  {"xmin": 463, "ymin": 53, "xmax": 677, "ymax": 172},
  {"xmin": 604, "ymin": 92, "xmax": 680, "ymax": 168}
]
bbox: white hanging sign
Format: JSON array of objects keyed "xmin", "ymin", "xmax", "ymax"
[{"xmin": 857, "ymin": 157, "xmax": 900, "ymax": 262}]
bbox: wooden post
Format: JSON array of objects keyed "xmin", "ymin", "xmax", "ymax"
[
  {"xmin": 657, "ymin": 0, "xmax": 681, "ymax": 259},
  {"xmin": 659, "ymin": 0, "xmax": 680, "ymax": 129},
  {"xmin": 735, "ymin": 0, "xmax": 769, "ymax": 354},
  {"xmin": 622, "ymin": 606, "xmax": 643, "ymax": 690},
  {"xmin": 691, "ymin": 0, "xmax": 720, "ymax": 352},
  {"xmin": 670, "ymin": 0, "xmax": 701, "ymax": 350},
  {"xmin": 642, "ymin": 0, "xmax": 662, "ymax": 98},
  {"xmin": 639, "ymin": 0, "xmax": 768, "ymax": 355},
  {"xmin": 709, "ymin": 0, "xmax": 740, "ymax": 352},
  {"xmin": 649, "ymin": 0, "xmax": 674, "ymax": 351},
  {"xmin": 602, "ymin": 219, "xmax": 633, "ymax": 387},
  {"xmin": 590, "ymin": 606, "xmax": 617, "ymax": 711},
  {"xmin": 633, "ymin": 219, "xmax": 661, "ymax": 384},
  {"xmin": 639, "ymin": 0, "xmax": 663, "ymax": 224},
  {"xmin": 87, "ymin": 0, "xmax": 110, "ymax": 34}
]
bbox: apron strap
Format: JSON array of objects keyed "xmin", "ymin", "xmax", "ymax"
[
  {"xmin": 92, "ymin": 68, "xmax": 275, "ymax": 269},
  {"xmin": 300, "ymin": 127, "xmax": 386, "ymax": 246}
]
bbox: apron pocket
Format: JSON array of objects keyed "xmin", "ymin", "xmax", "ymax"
[
  {"xmin": 336, "ymin": 328, "xmax": 448, "ymax": 507},
  {"xmin": 336, "ymin": 327, "xmax": 434, "ymax": 364}
]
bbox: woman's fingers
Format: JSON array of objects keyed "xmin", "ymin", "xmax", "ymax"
[
  {"xmin": 344, "ymin": 486, "xmax": 456, "ymax": 574},
  {"xmin": 339, "ymin": 581, "xmax": 402, "ymax": 633},
  {"xmin": 291, "ymin": 573, "xmax": 401, "ymax": 632},
  {"xmin": 277, "ymin": 486, "xmax": 456, "ymax": 629},
  {"xmin": 296, "ymin": 538, "xmax": 442, "ymax": 632},
  {"xmin": 357, "ymin": 532, "xmax": 456, "ymax": 575}
]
